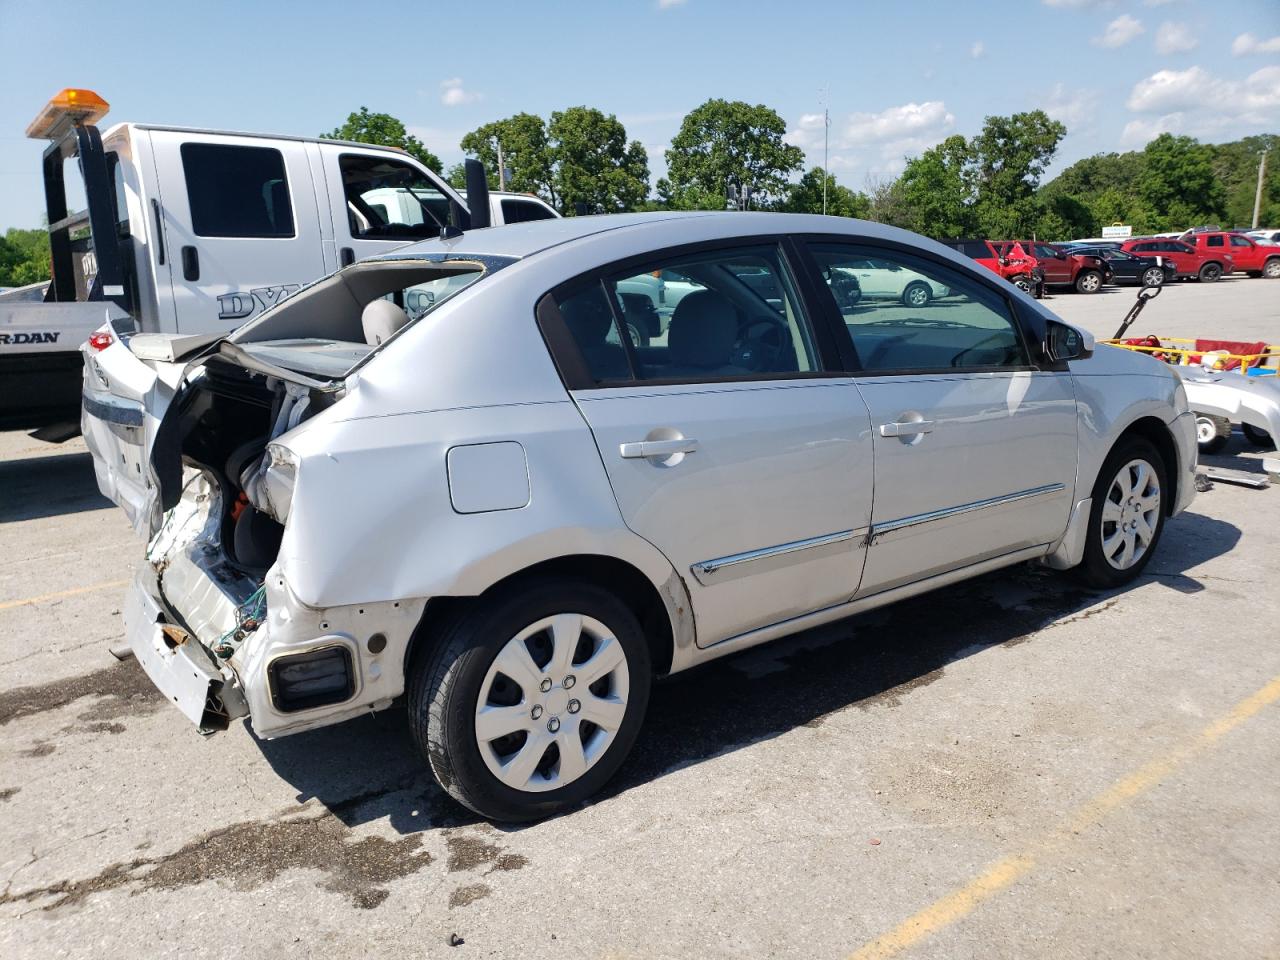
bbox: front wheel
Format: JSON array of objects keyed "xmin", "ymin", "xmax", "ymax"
[
  {"xmin": 1198, "ymin": 262, "xmax": 1223, "ymax": 283},
  {"xmin": 1196, "ymin": 414, "xmax": 1229, "ymax": 454},
  {"xmin": 1141, "ymin": 267, "xmax": 1165, "ymax": 287},
  {"xmin": 1263, "ymin": 258, "xmax": 1280, "ymax": 279},
  {"xmin": 408, "ymin": 582, "xmax": 651, "ymax": 822},
  {"xmin": 902, "ymin": 281, "xmax": 932, "ymax": 307},
  {"xmin": 1075, "ymin": 269, "xmax": 1102, "ymax": 294},
  {"xmin": 1075, "ymin": 437, "xmax": 1167, "ymax": 588},
  {"xmin": 1012, "ymin": 275, "xmax": 1033, "ymax": 294}
]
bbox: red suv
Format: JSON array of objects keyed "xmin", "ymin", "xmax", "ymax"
[
  {"xmin": 943, "ymin": 239, "xmax": 1043, "ymax": 294},
  {"xmin": 1181, "ymin": 231, "xmax": 1280, "ymax": 279},
  {"xmin": 1121, "ymin": 237, "xmax": 1231, "ymax": 282},
  {"xmin": 1010, "ymin": 241, "xmax": 1112, "ymax": 293}
]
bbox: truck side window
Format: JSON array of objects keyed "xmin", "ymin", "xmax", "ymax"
[
  {"xmin": 338, "ymin": 154, "xmax": 451, "ymax": 239},
  {"xmin": 500, "ymin": 198, "xmax": 556, "ymax": 223},
  {"xmin": 180, "ymin": 143, "xmax": 295, "ymax": 238}
]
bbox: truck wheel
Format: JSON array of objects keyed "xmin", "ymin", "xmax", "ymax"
[
  {"xmin": 1263, "ymin": 258, "xmax": 1280, "ymax": 279},
  {"xmin": 1195, "ymin": 415, "xmax": 1229, "ymax": 454},
  {"xmin": 408, "ymin": 580, "xmax": 651, "ymax": 822},
  {"xmin": 1140, "ymin": 267, "xmax": 1165, "ymax": 287},
  {"xmin": 1198, "ymin": 262, "xmax": 1222, "ymax": 283},
  {"xmin": 1012, "ymin": 275, "xmax": 1033, "ymax": 294},
  {"xmin": 902, "ymin": 281, "xmax": 931, "ymax": 307},
  {"xmin": 1074, "ymin": 269, "xmax": 1102, "ymax": 294},
  {"xmin": 626, "ymin": 320, "xmax": 649, "ymax": 348},
  {"xmin": 1075, "ymin": 437, "xmax": 1167, "ymax": 588},
  {"xmin": 1242, "ymin": 423, "xmax": 1273, "ymax": 448}
]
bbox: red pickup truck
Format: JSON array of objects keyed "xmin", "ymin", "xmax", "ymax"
[
  {"xmin": 1180, "ymin": 231, "xmax": 1280, "ymax": 279},
  {"xmin": 1009, "ymin": 241, "xmax": 1112, "ymax": 293},
  {"xmin": 1121, "ymin": 237, "xmax": 1231, "ymax": 282},
  {"xmin": 943, "ymin": 239, "xmax": 1043, "ymax": 295}
]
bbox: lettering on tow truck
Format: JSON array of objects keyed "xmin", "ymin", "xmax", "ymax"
[
  {"xmin": 217, "ymin": 284, "xmax": 301, "ymax": 321},
  {"xmin": 0, "ymin": 331, "xmax": 60, "ymax": 345}
]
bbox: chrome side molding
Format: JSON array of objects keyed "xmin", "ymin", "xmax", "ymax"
[
  {"xmin": 867, "ymin": 483, "xmax": 1066, "ymax": 545},
  {"xmin": 691, "ymin": 528, "xmax": 863, "ymax": 586}
]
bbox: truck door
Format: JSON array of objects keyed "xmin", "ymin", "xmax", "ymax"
[
  {"xmin": 148, "ymin": 131, "xmax": 326, "ymax": 334},
  {"xmin": 316, "ymin": 144, "xmax": 461, "ymax": 266}
]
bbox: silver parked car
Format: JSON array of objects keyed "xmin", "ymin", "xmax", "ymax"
[{"xmin": 82, "ymin": 212, "xmax": 1198, "ymax": 821}]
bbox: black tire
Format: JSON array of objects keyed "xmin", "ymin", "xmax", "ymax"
[
  {"xmin": 626, "ymin": 321, "xmax": 650, "ymax": 348},
  {"xmin": 1075, "ymin": 436, "xmax": 1168, "ymax": 588},
  {"xmin": 1074, "ymin": 269, "xmax": 1102, "ymax": 294},
  {"xmin": 408, "ymin": 580, "xmax": 651, "ymax": 822},
  {"xmin": 1263, "ymin": 258, "xmax": 1280, "ymax": 280},
  {"xmin": 901, "ymin": 281, "xmax": 932, "ymax": 307},
  {"xmin": 1198, "ymin": 262, "xmax": 1223, "ymax": 283},
  {"xmin": 1195, "ymin": 415, "xmax": 1228, "ymax": 455},
  {"xmin": 1012, "ymin": 275, "xmax": 1033, "ymax": 294},
  {"xmin": 1242, "ymin": 423, "xmax": 1274, "ymax": 448},
  {"xmin": 1140, "ymin": 267, "xmax": 1165, "ymax": 287}
]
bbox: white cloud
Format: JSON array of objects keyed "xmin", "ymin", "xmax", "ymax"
[
  {"xmin": 1044, "ymin": 83, "xmax": 1101, "ymax": 130},
  {"xmin": 1142, "ymin": 0, "xmax": 1176, "ymax": 6},
  {"xmin": 439, "ymin": 77, "xmax": 482, "ymax": 107},
  {"xmin": 1155, "ymin": 21, "xmax": 1197, "ymax": 54},
  {"xmin": 1092, "ymin": 14, "xmax": 1144, "ymax": 48},
  {"xmin": 786, "ymin": 101, "xmax": 955, "ymax": 184},
  {"xmin": 1043, "ymin": 0, "xmax": 1116, "ymax": 7},
  {"xmin": 656, "ymin": 0, "xmax": 687, "ymax": 8},
  {"xmin": 1122, "ymin": 65, "xmax": 1280, "ymax": 145},
  {"xmin": 970, "ymin": 40, "xmax": 985, "ymax": 59},
  {"xmin": 845, "ymin": 101, "xmax": 955, "ymax": 144},
  {"xmin": 1233, "ymin": 33, "xmax": 1280, "ymax": 56}
]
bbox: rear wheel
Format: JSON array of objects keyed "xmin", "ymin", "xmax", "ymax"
[
  {"xmin": 408, "ymin": 581, "xmax": 651, "ymax": 822},
  {"xmin": 1012, "ymin": 275, "xmax": 1033, "ymax": 294},
  {"xmin": 902, "ymin": 281, "xmax": 932, "ymax": 307},
  {"xmin": 626, "ymin": 321, "xmax": 650, "ymax": 348},
  {"xmin": 1263, "ymin": 258, "xmax": 1280, "ymax": 279},
  {"xmin": 1242, "ymin": 423, "xmax": 1273, "ymax": 448},
  {"xmin": 1076, "ymin": 437, "xmax": 1167, "ymax": 588},
  {"xmin": 1074, "ymin": 269, "xmax": 1102, "ymax": 294},
  {"xmin": 1198, "ymin": 262, "xmax": 1223, "ymax": 283},
  {"xmin": 1141, "ymin": 267, "xmax": 1165, "ymax": 287}
]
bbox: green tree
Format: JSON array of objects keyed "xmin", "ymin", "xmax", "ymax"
[
  {"xmin": 548, "ymin": 107, "xmax": 649, "ymax": 213},
  {"xmin": 1140, "ymin": 133, "xmax": 1226, "ymax": 230},
  {"xmin": 0, "ymin": 228, "xmax": 50, "ymax": 287},
  {"xmin": 660, "ymin": 99, "xmax": 804, "ymax": 210},
  {"xmin": 323, "ymin": 107, "xmax": 442, "ymax": 172},
  {"xmin": 970, "ymin": 110, "xmax": 1066, "ymax": 236},
  {"xmin": 779, "ymin": 167, "xmax": 871, "ymax": 218},
  {"xmin": 460, "ymin": 113, "xmax": 556, "ymax": 205},
  {"xmin": 896, "ymin": 135, "xmax": 976, "ymax": 237}
]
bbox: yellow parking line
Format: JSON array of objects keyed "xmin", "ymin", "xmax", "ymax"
[
  {"xmin": 0, "ymin": 579, "xmax": 129, "ymax": 611},
  {"xmin": 848, "ymin": 673, "xmax": 1280, "ymax": 960}
]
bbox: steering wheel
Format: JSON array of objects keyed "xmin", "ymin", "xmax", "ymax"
[{"xmin": 733, "ymin": 314, "xmax": 790, "ymax": 371}]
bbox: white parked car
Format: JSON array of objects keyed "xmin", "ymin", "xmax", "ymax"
[
  {"xmin": 831, "ymin": 256, "xmax": 951, "ymax": 307},
  {"xmin": 82, "ymin": 212, "xmax": 1197, "ymax": 821}
]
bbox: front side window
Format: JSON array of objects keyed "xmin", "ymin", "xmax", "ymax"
[
  {"xmin": 556, "ymin": 245, "xmax": 819, "ymax": 385},
  {"xmin": 181, "ymin": 143, "xmax": 294, "ymax": 238},
  {"xmin": 1230, "ymin": 235, "xmax": 1253, "ymax": 248},
  {"xmin": 808, "ymin": 242, "xmax": 1028, "ymax": 372},
  {"xmin": 339, "ymin": 154, "xmax": 451, "ymax": 239}
]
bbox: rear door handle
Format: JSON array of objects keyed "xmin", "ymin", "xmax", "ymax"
[
  {"xmin": 619, "ymin": 438, "xmax": 699, "ymax": 459},
  {"xmin": 878, "ymin": 420, "xmax": 934, "ymax": 438},
  {"xmin": 181, "ymin": 245, "xmax": 200, "ymax": 282}
]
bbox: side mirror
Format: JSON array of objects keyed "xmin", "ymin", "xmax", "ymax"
[{"xmin": 1045, "ymin": 321, "xmax": 1093, "ymax": 363}]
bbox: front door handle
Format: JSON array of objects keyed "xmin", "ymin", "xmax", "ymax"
[
  {"xmin": 181, "ymin": 245, "xmax": 200, "ymax": 282},
  {"xmin": 879, "ymin": 419, "xmax": 934, "ymax": 438},
  {"xmin": 619, "ymin": 437, "xmax": 699, "ymax": 460}
]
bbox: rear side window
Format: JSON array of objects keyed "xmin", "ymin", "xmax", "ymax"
[
  {"xmin": 501, "ymin": 198, "xmax": 555, "ymax": 223},
  {"xmin": 181, "ymin": 143, "xmax": 294, "ymax": 238},
  {"xmin": 1206, "ymin": 234, "xmax": 1224, "ymax": 247}
]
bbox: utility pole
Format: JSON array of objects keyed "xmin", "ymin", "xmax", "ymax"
[
  {"xmin": 821, "ymin": 87, "xmax": 830, "ymax": 216},
  {"xmin": 495, "ymin": 138, "xmax": 507, "ymax": 191},
  {"xmin": 1252, "ymin": 144, "xmax": 1269, "ymax": 229}
]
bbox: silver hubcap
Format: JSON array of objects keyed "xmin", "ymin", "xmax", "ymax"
[
  {"xmin": 1081, "ymin": 274, "xmax": 1099, "ymax": 291},
  {"xmin": 1143, "ymin": 268, "xmax": 1163, "ymax": 286},
  {"xmin": 907, "ymin": 286, "xmax": 927, "ymax": 306},
  {"xmin": 475, "ymin": 613, "xmax": 629, "ymax": 793},
  {"xmin": 1196, "ymin": 416, "xmax": 1216, "ymax": 444},
  {"xmin": 1266, "ymin": 261, "xmax": 1280, "ymax": 278},
  {"xmin": 1100, "ymin": 458, "xmax": 1161, "ymax": 570}
]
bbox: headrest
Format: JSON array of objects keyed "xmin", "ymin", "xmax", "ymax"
[
  {"xmin": 560, "ymin": 292, "xmax": 613, "ymax": 344},
  {"xmin": 668, "ymin": 290, "xmax": 738, "ymax": 367},
  {"xmin": 361, "ymin": 299, "xmax": 411, "ymax": 346}
]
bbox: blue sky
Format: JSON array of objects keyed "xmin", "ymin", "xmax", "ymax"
[{"xmin": 0, "ymin": 0, "xmax": 1276, "ymax": 229}]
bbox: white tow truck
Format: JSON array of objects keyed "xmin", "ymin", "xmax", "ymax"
[{"xmin": 0, "ymin": 88, "xmax": 556, "ymax": 430}]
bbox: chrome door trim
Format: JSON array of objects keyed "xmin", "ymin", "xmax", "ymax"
[
  {"xmin": 691, "ymin": 528, "xmax": 865, "ymax": 586},
  {"xmin": 867, "ymin": 483, "xmax": 1066, "ymax": 545}
]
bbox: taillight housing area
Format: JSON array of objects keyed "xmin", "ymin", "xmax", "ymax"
[
  {"xmin": 88, "ymin": 331, "xmax": 113, "ymax": 351},
  {"xmin": 267, "ymin": 645, "xmax": 354, "ymax": 713}
]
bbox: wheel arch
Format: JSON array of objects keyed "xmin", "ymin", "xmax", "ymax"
[
  {"xmin": 405, "ymin": 553, "xmax": 681, "ymax": 684},
  {"xmin": 1108, "ymin": 415, "xmax": 1180, "ymax": 517}
]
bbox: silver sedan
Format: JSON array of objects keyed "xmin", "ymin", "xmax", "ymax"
[{"xmin": 82, "ymin": 212, "xmax": 1198, "ymax": 821}]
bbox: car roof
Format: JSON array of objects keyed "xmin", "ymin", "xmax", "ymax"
[{"xmin": 372, "ymin": 211, "xmax": 973, "ymax": 264}]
